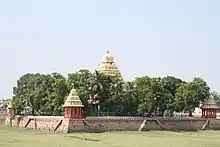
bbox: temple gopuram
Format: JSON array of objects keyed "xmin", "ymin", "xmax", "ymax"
[
  {"xmin": 97, "ymin": 51, "xmax": 123, "ymax": 79},
  {"xmin": 88, "ymin": 51, "xmax": 123, "ymax": 115}
]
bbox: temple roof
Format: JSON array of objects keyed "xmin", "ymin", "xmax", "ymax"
[
  {"xmin": 63, "ymin": 87, "xmax": 84, "ymax": 107},
  {"xmin": 201, "ymin": 94, "xmax": 218, "ymax": 109},
  {"xmin": 97, "ymin": 51, "xmax": 122, "ymax": 79}
]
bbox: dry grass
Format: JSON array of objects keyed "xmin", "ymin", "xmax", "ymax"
[{"xmin": 0, "ymin": 125, "xmax": 220, "ymax": 147}]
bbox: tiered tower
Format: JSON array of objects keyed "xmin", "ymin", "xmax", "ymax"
[
  {"xmin": 97, "ymin": 51, "xmax": 122, "ymax": 79},
  {"xmin": 63, "ymin": 87, "xmax": 84, "ymax": 118}
]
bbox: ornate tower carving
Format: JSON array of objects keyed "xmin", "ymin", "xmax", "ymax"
[
  {"xmin": 63, "ymin": 87, "xmax": 84, "ymax": 118},
  {"xmin": 97, "ymin": 51, "xmax": 122, "ymax": 79}
]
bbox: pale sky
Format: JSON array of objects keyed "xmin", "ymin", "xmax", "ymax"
[{"xmin": 0, "ymin": 0, "xmax": 220, "ymax": 99}]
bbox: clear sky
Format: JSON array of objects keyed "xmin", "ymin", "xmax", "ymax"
[{"xmin": 0, "ymin": 0, "xmax": 220, "ymax": 99}]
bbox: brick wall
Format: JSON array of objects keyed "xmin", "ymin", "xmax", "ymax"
[
  {"xmin": 83, "ymin": 117, "xmax": 208, "ymax": 131},
  {"xmin": 5, "ymin": 116, "xmax": 70, "ymax": 133},
  {"xmin": 4, "ymin": 115, "xmax": 220, "ymax": 133}
]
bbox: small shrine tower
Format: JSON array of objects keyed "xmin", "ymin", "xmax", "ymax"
[
  {"xmin": 97, "ymin": 50, "xmax": 123, "ymax": 79},
  {"xmin": 63, "ymin": 87, "xmax": 84, "ymax": 118},
  {"xmin": 201, "ymin": 94, "xmax": 218, "ymax": 119}
]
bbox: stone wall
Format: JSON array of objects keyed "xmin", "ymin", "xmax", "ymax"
[
  {"xmin": 83, "ymin": 117, "xmax": 208, "ymax": 131},
  {"xmin": 5, "ymin": 115, "xmax": 220, "ymax": 133},
  {"xmin": 210, "ymin": 119, "xmax": 220, "ymax": 130},
  {"xmin": 5, "ymin": 116, "xmax": 70, "ymax": 133},
  {"xmin": 82, "ymin": 117, "xmax": 144, "ymax": 131}
]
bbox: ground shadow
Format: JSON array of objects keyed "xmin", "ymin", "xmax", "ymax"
[
  {"xmin": 170, "ymin": 129, "xmax": 200, "ymax": 133},
  {"xmin": 67, "ymin": 136, "xmax": 102, "ymax": 142}
]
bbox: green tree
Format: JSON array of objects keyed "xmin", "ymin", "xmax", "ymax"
[
  {"xmin": 12, "ymin": 70, "xmax": 213, "ymax": 118},
  {"xmin": 175, "ymin": 78, "xmax": 210, "ymax": 116},
  {"xmin": 117, "ymin": 81, "xmax": 138, "ymax": 115},
  {"xmin": 175, "ymin": 82, "xmax": 197, "ymax": 116},
  {"xmin": 88, "ymin": 70, "xmax": 104, "ymax": 101},
  {"xmin": 42, "ymin": 73, "xmax": 68, "ymax": 115},
  {"xmin": 12, "ymin": 73, "xmax": 45, "ymax": 115},
  {"xmin": 133, "ymin": 76, "xmax": 152, "ymax": 115},
  {"xmin": 88, "ymin": 72, "xmax": 132, "ymax": 115},
  {"xmin": 192, "ymin": 77, "xmax": 210, "ymax": 102},
  {"xmin": 12, "ymin": 73, "xmax": 69, "ymax": 116},
  {"xmin": 134, "ymin": 77, "xmax": 172, "ymax": 116},
  {"xmin": 162, "ymin": 76, "xmax": 184, "ymax": 115},
  {"xmin": 211, "ymin": 91, "xmax": 220, "ymax": 107},
  {"xmin": 162, "ymin": 76, "xmax": 184, "ymax": 96},
  {"xmin": 89, "ymin": 71, "xmax": 114, "ymax": 103},
  {"xmin": 67, "ymin": 69, "xmax": 92, "ymax": 115}
]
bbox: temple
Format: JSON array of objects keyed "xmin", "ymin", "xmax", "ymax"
[
  {"xmin": 201, "ymin": 94, "xmax": 218, "ymax": 118},
  {"xmin": 87, "ymin": 51, "xmax": 123, "ymax": 115},
  {"xmin": 97, "ymin": 51, "xmax": 122, "ymax": 79},
  {"xmin": 63, "ymin": 87, "xmax": 84, "ymax": 118}
]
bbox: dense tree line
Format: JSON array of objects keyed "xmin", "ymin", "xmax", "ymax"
[{"xmin": 11, "ymin": 69, "xmax": 220, "ymax": 117}]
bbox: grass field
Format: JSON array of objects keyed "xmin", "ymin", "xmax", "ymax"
[{"xmin": 1, "ymin": 125, "xmax": 220, "ymax": 147}]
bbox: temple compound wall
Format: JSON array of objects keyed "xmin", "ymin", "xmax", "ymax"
[
  {"xmin": 5, "ymin": 115, "xmax": 220, "ymax": 133},
  {"xmin": 5, "ymin": 86, "xmax": 220, "ymax": 133}
]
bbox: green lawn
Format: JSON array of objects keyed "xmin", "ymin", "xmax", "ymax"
[{"xmin": 0, "ymin": 125, "xmax": 220, "ymax": 147}]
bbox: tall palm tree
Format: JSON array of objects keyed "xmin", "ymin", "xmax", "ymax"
[
  {"xmin": 119, "ymin": 81, "xmax": 137, "ymax": 115},
  {"xmin": 88, "ymin": 70, "xmax": 105, "ymax": 102}
]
